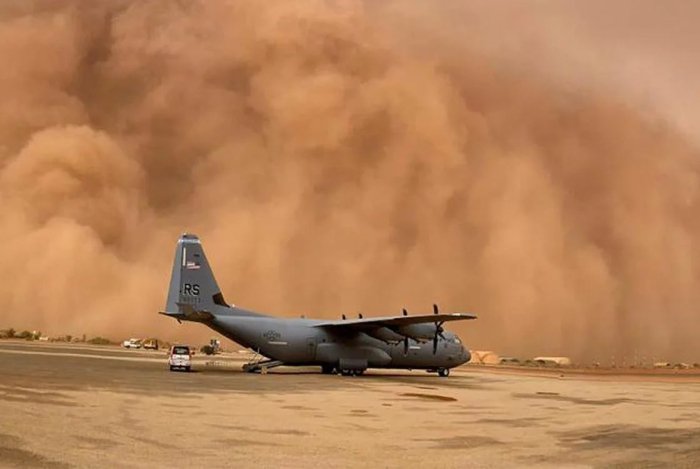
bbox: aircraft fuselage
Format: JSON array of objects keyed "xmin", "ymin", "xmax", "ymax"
[{"xmin": 202, "ymin": 308, "xmax": 471, "ymax": 370}]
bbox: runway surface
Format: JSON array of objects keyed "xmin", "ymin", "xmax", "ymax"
[{"xmin": 1, "ymin": 341, "xmax": 699, "ymax": 468}]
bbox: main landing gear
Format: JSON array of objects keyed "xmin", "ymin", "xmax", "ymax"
[
  {"xmin": 321, "ymin": 365, "xmax": 365, "ymax": 376},
  {"xmin": 437, "ymin": 368, "xmax": 450, "ymax": 377}
]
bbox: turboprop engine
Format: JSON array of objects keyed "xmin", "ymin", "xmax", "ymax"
[
  {"xmin": 364, "ymin": 327, "xmax": 405, "ymax": 343},
  {"xmin": 394, "ymin": 305, "xmax": 449, "ymax": 355},
  {"xmin": 395, "ymin": 323, "xmax": 441, "ymax": 341}
]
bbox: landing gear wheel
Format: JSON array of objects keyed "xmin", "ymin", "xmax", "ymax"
[
  {"xmin": 321, "ymin": 365, "xmax": 334, "ymax": 375},
  {"xmin": 340, "ymin": 369, "xmax": 353, "ymax": 376},
  {"xmin": 437, "ymin": 368, "xmax": 450, "ymax": 377}
]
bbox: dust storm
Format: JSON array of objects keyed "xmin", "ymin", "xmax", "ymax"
[{"xmin": 0, "ymin": 0, "xmax": 698, "ymax": 362}]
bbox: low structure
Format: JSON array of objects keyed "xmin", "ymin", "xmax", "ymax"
[
  {"xmin": 533, "ymin": 356, "xmax": 572, "ymax": 367},
  {"xmin": 469, "ymin": 350, "xmax": 501, "ymax": 365},
  {"xmin": 499, "ymin": 357, "xmax": 521, "ymax": 365}
]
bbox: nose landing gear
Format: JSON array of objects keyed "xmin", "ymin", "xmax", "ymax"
[{"xmin": 437, "ymin": 368, "xmax": 450, "ymax": 377}]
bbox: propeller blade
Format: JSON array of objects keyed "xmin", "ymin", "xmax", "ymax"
[
  {"xmin": 402, "ymin": 308, "xmax": 408, "ymax": 316},
  {"xmin": 358, "ymin": 313, "xmax": 363, "ymax": 319},
  {"xmin": 432, "ymin": 319, "xmax": 444, "ymax": 354},
  {"xmin": 433, "ymin": 304, "xmax": 439, "ymax": 315}
]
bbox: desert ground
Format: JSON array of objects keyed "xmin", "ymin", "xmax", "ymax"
[{"xmin": 1, "ymin": 341, "xmax": 699, "ymax": 468}]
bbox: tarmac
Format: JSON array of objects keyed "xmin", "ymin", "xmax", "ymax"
[{"xmin": 1, "ymin": 341, "xmax": 699, "ymax": 468}]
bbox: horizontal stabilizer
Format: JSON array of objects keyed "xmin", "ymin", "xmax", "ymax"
[{"xmin": 159, "ymin": 303, "xmax": 215, "ymax": 322}]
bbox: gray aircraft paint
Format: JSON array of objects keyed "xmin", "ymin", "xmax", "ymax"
[{"xmin": 162, "ymin": 233, "xmax": 476, "ymax": 375}]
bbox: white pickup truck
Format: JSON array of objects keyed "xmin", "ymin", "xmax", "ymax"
[
  {"xmin": 168, "ymin": 345, "xmax": 192, "ymax": 372},
  {"xmin": 122, "ymin": 338, "xmax": 142, "ymax": 349}
]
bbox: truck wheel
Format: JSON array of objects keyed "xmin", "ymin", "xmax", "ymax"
[
  {"xmin": 169, "ymin": 365, "xmax": 175, "ymax": 372},
  {"xmin": 185, "ymin": 366, "xmax": 191, "ymax": 372}
]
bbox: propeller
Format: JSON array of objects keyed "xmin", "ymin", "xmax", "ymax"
[
  {"xmin": 432, "ymin": 304, "xmax": 446, "ymax": 354},
  {"xmin": 403, "ymin": 308, "xmax": 409, "ymax": 354}
]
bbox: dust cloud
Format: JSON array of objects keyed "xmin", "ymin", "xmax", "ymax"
[{"xmin": 0, "ymin": 1, "xmax": 698, "ymax": 362}]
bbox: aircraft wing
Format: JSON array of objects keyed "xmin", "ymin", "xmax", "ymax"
[{"xmin": 314, "ymin": 312, "xmax": 477, "ymax": 329}]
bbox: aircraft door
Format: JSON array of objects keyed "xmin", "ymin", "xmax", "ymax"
[{"xmin": 306, "ymin": 337, "xmax": 316, "ymax": 361}]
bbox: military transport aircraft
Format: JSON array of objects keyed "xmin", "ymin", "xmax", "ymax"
[{"xmin": 161, "ymin": 234, "xmax": 476, "ymax": 377}]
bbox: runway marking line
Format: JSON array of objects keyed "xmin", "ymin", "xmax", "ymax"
[{"xmin": 0, "ymin": 348, "xmax": 165, "ymax": 363}]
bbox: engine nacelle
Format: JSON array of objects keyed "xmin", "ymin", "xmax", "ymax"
[
  {"xmin": 395, "ymin": 324, "xmax": 439, "ymax": 341},
  {"xmin": 365, "ymin": 327, "xmax": 404, "ymax": 343},
  {"xmin": 315, "ymin": 343, "xmax": 391, "ymax": 366}
]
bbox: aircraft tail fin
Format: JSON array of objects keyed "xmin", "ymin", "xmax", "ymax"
[{"xmin": 163, "ymin": 233, "xmax": 230, "ymax": 318}]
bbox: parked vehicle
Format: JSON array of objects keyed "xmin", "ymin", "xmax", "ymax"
[
  {"xmin": 142, "ymin": 338, "xmax": 159, "ymax": 350},
  {"xmin": 168, "ymin": 345, "xmax": 192, "ymax": 372},
  {"xmin": 200, "ymin": 338, "xmax": 221, "ymax": 355},
  {"xmin": 122, "ymin": 338, "xmax": 142, "ymax": 349}
]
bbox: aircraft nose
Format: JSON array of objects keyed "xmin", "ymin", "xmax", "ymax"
[{"xmin": 461, "ymin": 346, "xmax": 471, "ymax": 365}]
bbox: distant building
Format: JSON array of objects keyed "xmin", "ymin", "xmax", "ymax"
[{"xmin": 469, "ymin": 350, "xmax": 501, "ymax": 365}]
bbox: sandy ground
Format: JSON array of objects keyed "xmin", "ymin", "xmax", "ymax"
[{"xmin": 1, "ymin": 342, "xmax": 699, "ymax": 468}]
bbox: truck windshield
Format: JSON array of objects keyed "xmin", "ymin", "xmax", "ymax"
[{"xmin": 172, "ymin": 347, "xmax": 190, "ymax": 355}]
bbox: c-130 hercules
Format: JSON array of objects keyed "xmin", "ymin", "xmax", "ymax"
[{"xmin": 161, "ymin": 234, "xmax": 476, "ymax": 377}]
